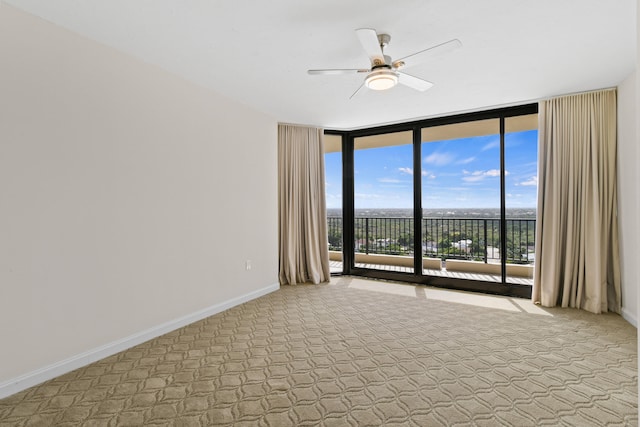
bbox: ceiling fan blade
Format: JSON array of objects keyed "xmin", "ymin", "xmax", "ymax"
[
  {"xmin": 397, "ymin": 72, "xmax": 434, "ymax": 91},
  {"xmin": 349, "ymin": 83, "xmax": 366, "ymax": 100},
  {"xmin": 356, "ymin": 28, "xmax": 385, "ymax": 65},
  {"xmin": 394, "ymin": 39, "xmax": 462, "ymax": 69},
  {"xmin": 308, "ymin": 69, "xmax": 369, "ymax": 75}
]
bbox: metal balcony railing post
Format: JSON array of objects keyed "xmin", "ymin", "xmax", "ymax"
[
  {"xmin": 483, "ymin": 219, "xmax": 488, "ymax": 263},
  {"xmin": 365, "ymin": 217, "xmax": 369, "ymax": 254}
]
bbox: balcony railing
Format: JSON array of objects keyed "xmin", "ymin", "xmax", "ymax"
[{"xmin": 327, "ymin": 216, "xmax": 536, "ymax": 265}]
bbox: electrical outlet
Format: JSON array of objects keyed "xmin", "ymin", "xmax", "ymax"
[{"xmin": 245, "ymin": 260, "xmax": 251, "ymax": 271}]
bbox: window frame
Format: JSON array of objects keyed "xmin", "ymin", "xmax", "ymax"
[{"xmin": 325, "ymin": 103, "xmax": 538, "ymax": 298}]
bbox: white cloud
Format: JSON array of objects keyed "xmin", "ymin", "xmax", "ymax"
[
  {"xmin": 482, "ymin": 140, "xmax": 500, "ymax": 151},
  {"xmin": 519, "ymin": 176, "xmax": 538, "ymax": 186},
  {"xmin": 399, "ymin": 167, "xmax": 430, "ymax": 177},
  {"xmin": 462, "ymin": 169, "xmax": 507, "ymax": 182},
  {"xmin": 456, "ymin": 157, "xmax": 476, "ymax": 165},
  {"xmin": 462, "ymin": 174, "xmax": 485, "ymax": 183},
  {"xmin": 424, "ymin": 152, "xmax": 455, "ymax": 166}
]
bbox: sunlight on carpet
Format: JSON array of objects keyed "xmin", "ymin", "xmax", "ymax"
[{"xmin": 344, "ymin": 277, "xmax": 552, "ymax": 316}]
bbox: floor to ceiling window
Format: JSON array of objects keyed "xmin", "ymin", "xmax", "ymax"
[
  {"xmin": 421, "ymin": 118, "xmax": 503, "ymax": 283},
  {"xmin": 504, "ymin": 114, "xmax": 538, "ymax": 285},
  {"xmin": 353, "ymin": 131, "xmax": 414, "ymax": 274},
  {"xmin": 326, "ymin": 104, "xmax": 538, "ymax": 297},
  {"xmin": 324, "ymin": 134, "xmax": 343, "ymax": 274}
]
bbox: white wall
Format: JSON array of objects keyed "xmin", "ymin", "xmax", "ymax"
[
  {"xmin": 0, "ymin": 3, "xmax": 278, "ymax": 394},
  {"xmin": 617, "ymin": 70, "xmax": 639, "ymax": 326},
  {"xmin": 636, "ymin": 0, "xmax": 639, "ymax": 411}
]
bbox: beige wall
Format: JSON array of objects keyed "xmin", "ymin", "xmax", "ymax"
[
  {"xmin": 617, "ymin": 70, "xmax": 638, "ymax": 326},
  {"xmin": 637, "ymin": 3, "xmax": 640, "ymax": 320},
  {"xmin": 636, "ymin": 0, "xmax": 639, "ymax": 411},
  {"xmin": 0, "ymin": 3, "xmax": 278, "ymax": 391}
]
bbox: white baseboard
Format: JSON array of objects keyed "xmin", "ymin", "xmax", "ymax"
[
  {"xmin": 621, "ymin": 307, "xmax": 638, "ymax": 328},
  {"xmin": 0, "ymin": 282, "xmax": 280, "ymax": 399}
]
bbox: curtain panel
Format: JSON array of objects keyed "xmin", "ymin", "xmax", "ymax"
[
  {"xmin": 278, "ymin": 124, "xmax": 330, "ymax": 285},
  {"xmin": 533, "ymin": 89, "xmax": 621, "ymax": 314}
]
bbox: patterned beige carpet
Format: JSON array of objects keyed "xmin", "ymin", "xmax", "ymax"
[{"xmin": 0, "ymin": 277, "xmax": 637, "ymax": 426}]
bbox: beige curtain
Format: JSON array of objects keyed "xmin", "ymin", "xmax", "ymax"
[
  {"xmin": 278, "ymin": 124, "xmax": 330, "ymax": 285},
  {"xmin": 533, "ymin": 89, "xmax": 621, "ymax": 314}
]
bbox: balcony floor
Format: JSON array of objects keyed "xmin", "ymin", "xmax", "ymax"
[{"xmin": 330, "ymin": 261, "xmax": 533, "ymax": 286}]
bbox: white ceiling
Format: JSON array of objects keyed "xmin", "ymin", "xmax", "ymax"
[{"xmin": 5, "ymin": 0, "xmax": 637, "ymax": 129}]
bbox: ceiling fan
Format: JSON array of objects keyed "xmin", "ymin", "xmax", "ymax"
[{"xmin": 308, "ymin": 28, "xmax": 461, "ymax": 98}]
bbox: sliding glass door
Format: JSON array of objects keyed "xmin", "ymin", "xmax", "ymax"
[
  {"xmin": 324, "ymin": 134, "xmax": 343, "ymax": 274},
  {"xmin": 504, "ymin": 114, "xmax": 538, "ymax": 285},
  {"xmin": 421, "ymin": 119, "xmax": 503, "ymax": 283},
  {"xmin": 353, "ymin": 131, "xmax": 414, "ymax": 273}
]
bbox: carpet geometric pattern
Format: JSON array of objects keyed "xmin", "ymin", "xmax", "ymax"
[{"xmin": 1, "ymin": 277, "xmax": 637, "ymax": 426}]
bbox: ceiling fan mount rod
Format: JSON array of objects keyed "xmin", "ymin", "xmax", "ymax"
[{"xmin": 377, "ymin": 33, "xmax": 391, "ymax": 48}]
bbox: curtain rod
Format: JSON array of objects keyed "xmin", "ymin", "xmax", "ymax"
[
  {"xmin": 278, "ymin": 122, "xmax": 324, "ymax": 130},
  {"xmin": 539, "ymin": 86, "xmax": 617, "ymax": 102},
  {"xmin": 436, "ymin": 86, "xmax": 618, "ymax": 114},
  {"xmin": 481, "ymin": 86, "xmax": 617, "ymax": 109}
]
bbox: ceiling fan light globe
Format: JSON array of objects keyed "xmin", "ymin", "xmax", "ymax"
[{"xmin": 365, "ymin": 69, "xmax": 398, "ymax": 91}]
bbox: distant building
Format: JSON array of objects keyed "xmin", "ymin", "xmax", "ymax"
[
  {"xmin": 486, "ymin": 246, "xmax": 500, "ymax": 261},
  {"xmin": 355, "ymin": 239, "xmax": 368, "ymax": 252},
  {"xmin": 423, "ymin": 241, "xmax": 438, "ymax": 253},
  {"xmin": 375, "ymin": 238, "xmax": 391, "ymax": 248},
  {"xmin": 452, "ymin": 239, "xmax": 473, "ymax": 252}
]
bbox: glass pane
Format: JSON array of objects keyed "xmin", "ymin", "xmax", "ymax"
[
  {"xmin": 354, "ymin": 131, "xmax": 414, "ymax": 273},
  {"xmin": 324, "ymin": 134, "xmax": 342, "ymax": 274},
  {"xmin": 505, "ymin": 114, "xmax": 538, "ymax": 286},
  {"xmin": 421, "ymin": 119, "xmax": 502, "ymax": 282}
]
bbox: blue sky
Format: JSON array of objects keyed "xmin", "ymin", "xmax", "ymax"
[{"xmin": 325, "ymin": 130, "xmax": 538, "ymax": 209}]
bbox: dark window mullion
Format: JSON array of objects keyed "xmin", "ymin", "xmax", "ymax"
[
  {"xmin": 413, "ymin": 126, "xmax": 422, "ymax": 275},
  {"xmin": 499, "ymin": 117, "xmax": 507, "ymax": 283},
  {"xmin": 342, "ymin": 133, "xmax": 354, "ymax": 274}
]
